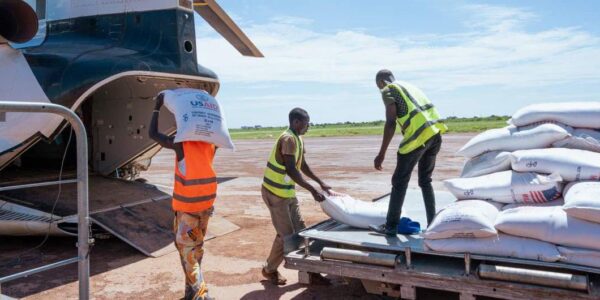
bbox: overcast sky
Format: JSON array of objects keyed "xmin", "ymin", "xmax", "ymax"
[{"xmin": 195, "ymin": 1, "xmax": 600, "ymax": 128}]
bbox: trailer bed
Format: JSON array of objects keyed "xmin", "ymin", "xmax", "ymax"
[
  {"xmin": 285, "ymin": 192, "xmax": 600, "ymax": 300},
  {"xmin": 299, "ymin": 218, "xmax": 600, "ymax": 275}
]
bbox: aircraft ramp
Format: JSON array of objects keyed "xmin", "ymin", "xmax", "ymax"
[{"xmin": 0, "ymin": 175, "xmax": 237, "ymax": 257}]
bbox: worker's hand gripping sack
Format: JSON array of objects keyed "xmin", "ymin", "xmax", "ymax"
[{"xmin": 162, "ymin": 88, "xmax": 235, "ymax": 149}]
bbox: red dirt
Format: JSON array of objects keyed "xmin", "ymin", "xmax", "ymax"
[{"xmin": 1, "ymin": 134, "xmax": 472, "ymax": 299}]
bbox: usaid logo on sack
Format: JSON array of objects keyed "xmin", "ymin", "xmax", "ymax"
[
  {"xmin": 190, "ymin": 94, "xmax": 219, "ymax": 111},
  {"xmin": 526, "ymin": 161, "xmax": 538, "ymax": 168}
]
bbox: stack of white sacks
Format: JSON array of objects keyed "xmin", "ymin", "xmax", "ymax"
[{"xmin": 424, "ymin": 102, "xmax": 600, "ymax": 268}]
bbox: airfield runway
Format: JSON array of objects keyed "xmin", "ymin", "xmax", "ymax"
[{"xmin": 0, "ymin": 134, "xmax": 471, "ymax": 299}]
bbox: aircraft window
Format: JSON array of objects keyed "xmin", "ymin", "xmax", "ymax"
[
  {"xmin": 184, "ymin": 40, "xmax": 194, "ymax": 53},
  {"xmin": 9, "ymin": 0, "xmax": 47, "ymax": 49}
]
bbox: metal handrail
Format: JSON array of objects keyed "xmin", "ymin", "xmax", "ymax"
[
  {"xmin": 0, "ymin": 101, "xmax": 90, "ymax": 299},
  {"xmin": 0, "ymin": 179, "xmax": 78, "ymax": 192}
]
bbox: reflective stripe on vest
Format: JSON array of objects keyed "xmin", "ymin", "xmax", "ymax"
[
  {"xmin": 401, "ymin": 103, "xmax": 434, "ymax": 132},
  {"xmin": 389, "ymin": 82, "xmax": 448, "ymax": 154},
  {"xmin": 172, "ymin": 141, "xmax": 217, "ymax": 212},
  {"xmin": 262, "ymin": 129, "xmax": 303, "ymax": 198}
]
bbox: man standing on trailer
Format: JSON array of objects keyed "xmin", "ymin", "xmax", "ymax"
[
  {"xmin": 369, "ymin": 69, "xmax": 447, "ymax": 236},
  {"xmin": 261, "ymin": 107, "xmax": 331, "ymax": 286},
  {"xmin": 149, "ymin": 92, "xmax": 216, "ymax": 300}
]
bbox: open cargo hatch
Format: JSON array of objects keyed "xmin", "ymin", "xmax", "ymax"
[{"xmin": 0, "ymin": 175, "xmax": 237, "ymax": 257}]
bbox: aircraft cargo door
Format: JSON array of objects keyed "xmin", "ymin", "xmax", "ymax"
[{"xmin": 0, "ymin": 175, "xmax": 237, "ymax": 257}]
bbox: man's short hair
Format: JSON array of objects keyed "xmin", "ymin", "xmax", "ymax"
[
  {"xmin": 375, "ymin": 69, "xmax": 395, "ymax": 84},
  {"xmin": 289, "ymin": 107, "xmax": 309, "ymax": 124}
]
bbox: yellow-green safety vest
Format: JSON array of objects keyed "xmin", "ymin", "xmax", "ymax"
[
  {"xmin": 262, "ymin": 129, "xmax": 304, "ymax": 198},
  {"xmin": 387, "ymin": 81, "xmax": 447, "ymax": 154}
]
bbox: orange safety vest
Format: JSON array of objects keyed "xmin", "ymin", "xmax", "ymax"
[{"xmin": 172, "ymin": 141, "xmax": 217, "ymax": 213}]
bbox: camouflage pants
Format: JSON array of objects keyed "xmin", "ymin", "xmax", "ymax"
[{"xmin": 174, "ymin": 207, "xmax": 213, "ymax": 300}]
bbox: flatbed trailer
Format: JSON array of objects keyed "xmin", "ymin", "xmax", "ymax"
[{"xmin": 284, "ymin": 194, "xmax": 600, "ymax": 300}]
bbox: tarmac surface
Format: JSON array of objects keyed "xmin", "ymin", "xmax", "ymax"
[{"xmin": 0, "ymin": 134, "xmax": 471, "ymax": 299}]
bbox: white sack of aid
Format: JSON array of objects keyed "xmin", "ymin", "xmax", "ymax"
[{"xmin": 162, "ymin": 88, "xmax": 235, "ymax": 149}]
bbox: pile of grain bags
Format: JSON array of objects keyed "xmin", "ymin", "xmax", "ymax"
[
  {"xmin": 424, "ymin": 197, "xmax": 562, "ymax": 262},
  {"xmin": 425, "ymin": 102, "xmax": 600, "ymax": 268}
]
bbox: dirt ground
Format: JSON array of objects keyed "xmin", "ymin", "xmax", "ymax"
[{"xmin": 0, "ymin": 134, "xmax": 471, "ymax": 299}]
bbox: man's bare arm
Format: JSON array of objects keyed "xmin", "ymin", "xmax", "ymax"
[
  {"xmin": 374, "ymin": 103, "xmax": 397, "ymax": 170},
  {"xmin": 148, "ymin": 93, "xmax": 183, "ymax": 159},
  {"xmin": 284, "ymin": 155, "xmax": 324, "ymax": 202},
  {"xmin": 301, "ymin": 158, "xmax": 331, "ymax": 192}
]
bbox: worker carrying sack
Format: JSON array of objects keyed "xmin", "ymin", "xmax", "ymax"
[
  {"xmin": 444, "ymin": 170, "xmax": 563, "ymax": 204},
  {"xmin": 509, "ymin": 102, "xmax": 600, "ymax": 128},
  {"xmin": 457, "ymin": 123, "xmax": 570, "ymax": 158},
  {"xmin": 495, "ymin": 206, "xmax": 600, "ymax": 251},
  {"xmin": 563, "ymin": 181, "xmax": 600, "ymax": 223},
  {"xmin": 424, "ymin": 200, "xmax": 502, "ymax": 240},
  {"xmin": 552, "ymin": 128, "xmax": 600, "ymax": 153},
  {"xmin": 424, "ymin": 234, "xmax": 561, "ymax": 262},
  {"xmin": 162, "ymin": 88, "xmax": 235, "ymax": 149},
  {"xmin": 511, "ymin": 148, "xmax": 600, "ymax": 181},
  {"xmin": 461, "ymin": 151, "xmax": 512, "ymax": 178}
]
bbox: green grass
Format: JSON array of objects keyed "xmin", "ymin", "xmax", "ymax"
[
  {"xmin": 445, "ymin": 116, "xmax": 510, "ymax": 133},
  {"xmin": 230, "ymin": 116, "xmax": 510, "ymax": 140}
]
